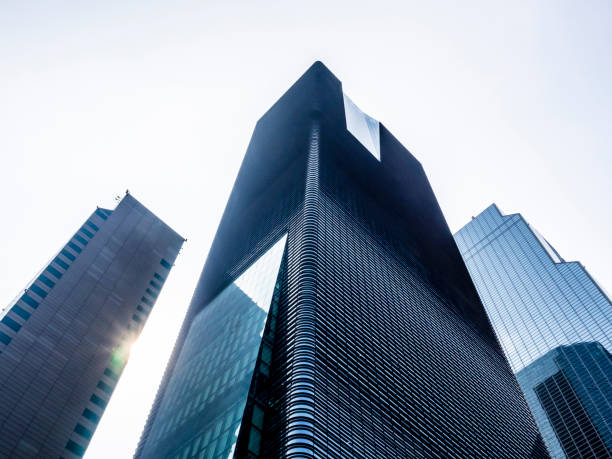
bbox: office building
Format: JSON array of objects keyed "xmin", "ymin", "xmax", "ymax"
[
  {"xmin": 136, "ymin": 62, "xmax": 547, "ymax": 458},
  {"xmin": 0, "ymin": 193, "xmax": 183, "ymax": 458},
  {"xmin": 517, "ymin": 342, "xmax": 611, "ymax": 458},
  {"xmin": 455, "ymin": 204, "xmax": 611, "ymax": 457}
]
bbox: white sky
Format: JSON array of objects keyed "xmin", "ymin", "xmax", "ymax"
[{"xmin": 1, "ymin": 1, "xmax": 610, "ymax": 457}]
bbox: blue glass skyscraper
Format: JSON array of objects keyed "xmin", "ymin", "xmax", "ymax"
[{"xmin": 455, "ymin": 204, "xmax": 611, "ymax": 458}]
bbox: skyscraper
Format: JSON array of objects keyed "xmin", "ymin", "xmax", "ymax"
[
  {"xmin": 137, "ymin": 62, "xmax": 547, "ymax": 458},
  {"xmin": 0, "ymin": 193, "xmax": 183, "ymax": 458},
  {"xmin": 455, "ymin": 204, "xmax": 611, "ymax": 457},
  {"xmin": 516, "ymin": 342, "xmax": 611, "ymax": 458}
]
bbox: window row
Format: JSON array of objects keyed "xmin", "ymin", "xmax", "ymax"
[
  {"xmin": 0, "ymin": 216, "xmax": 102, "ymax": 349},
  {"xmin": 65, "ymin": 367, "xmax": 119, "ymax": 457}
]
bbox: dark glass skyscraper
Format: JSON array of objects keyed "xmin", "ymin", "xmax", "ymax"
[
  {"xmin": 137, "ymin": 62, "xmax": 547, "ymax": 458},
  {"xmin": 516, "ymin": 342, "xmax": 611, "ymax": 458},
  {"xmin": 0, "ymin": 194, "xmax": 183, "ymax": 458},
  {"xmin": 455, "ymin": 204, "xmax": 611, "ymax": 458}
]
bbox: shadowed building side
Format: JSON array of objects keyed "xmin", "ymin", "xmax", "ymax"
[
  {"xmin": 137, "ymin": 62, "xmax": 547, "ymax": 458},
  {"xmin": 516, "ymin": 342, "xmax": 612, "ymax": 458}
]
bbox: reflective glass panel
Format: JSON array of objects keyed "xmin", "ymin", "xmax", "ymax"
[
  {"xmin": 141, "ymin": 235, "xmax": 287, "ymax": 458},
  {"xmin": 343, "ymin": 92, "xmax": 380, "ymax": 160}
]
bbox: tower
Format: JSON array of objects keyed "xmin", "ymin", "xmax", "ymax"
[
  {"xmin": 0, "ymin": 194, "xmax": 183, "ymax": 458},
  {"xmin": 455, "ymin": 204, "xmax": 611, "ymax": 457},
  {"xmin": 137, "ymin": 63, "xmax": 546, "ymax": 458}
]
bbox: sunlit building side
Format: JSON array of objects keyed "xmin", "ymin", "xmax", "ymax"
[{"xmin": 0, "ymin": 193, "xmax": 183, "ymax": 458}]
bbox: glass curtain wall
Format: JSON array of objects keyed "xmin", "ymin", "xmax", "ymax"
[{"xmin": 139, "ymin": 235, "xmax": 287, "ymax": 459}]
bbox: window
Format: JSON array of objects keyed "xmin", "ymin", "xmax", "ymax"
[
  {"xmin": 145, "ymin": 288, "xmax": 158, "ymax": 298},
  {"xmin": 0, "ymin": 331, "xmax": 11, "ymax": 345},
  {"xmin": 132, "ymin": 314, "xmax": 142, "ymax": 323},
  {"xmin": 252, "ymin": 405, "xmax": 265, "ymax": 429},
  {"xmin": 54, "ymin": 257, "xmax": 69, "ymax": 270},
  {"xmin": 86, "ymin": 220, "xmax": 99, "ymax": 232},
  {"xmin": 141, "ymin": 297, "xmax": 152, "ymax": 306},
  {"xmin": 38, "ymin": 274, "xmax": 56, "ymax": 288},
  {"xmin": 154, "ymin": 273, "xmax": 166, "ymax": 282},
  {"xmin": 248, "ymin": 427, "xmax": 262, "ymax": 454},
  {"xmin": 90, "ymin": 394, "xmax": 107, "ymax": 409},
  {"xmin": 149, "ymin": 280, "xmax": 161, "ymax": 290},
  {"xmin": 68, "ymin": 242, "xmax": 82, "ymax": 254},
  {"xmin": 97, "ymin": 380, "xmax": 113, "ymax": 395},
  {"xmin": 2, "ymin": 316, "xmax": 21, "ymax": 332},
  {"xmin": 80, "ymin": 227, "xmax": 94, "ymax": 238},
  {"xmin": 94, "ymin": 209, "xmax": 108, "ymax": 220},
  {"xmin": 46, "ymin": 265, "xmax": 63, "ymax": 279},
  {"xmin": 61, "ymin": 249, "xmax": 76, "ymax": 261},
  {"xmin": 82, "ymin": 408, "xmax": 100, "ymax": 423},
  {"xmin": 74, "ymin": 234, "xmax": 88, "ymax": 246},
  {"xmin": 29, "ymin": 284, "xmax": 47, "ymax": 299},
  {"xmin": 136, "ymin": 305, "xmax": 147, "ymax": 314},
  {"xmin": 261, "ymin": 345, "xmax": 272, "ymax": 365},
  {"xmin": 12, "ymin": 305, "xmax": 30, "ymax": 320},
  {"xmin": 74, "ymin": 423, "xmax": 93, "ymax": 440},
  {"xmin": 20, "ymin": 293, "xmax": 39, "ymax": 309},
  {"xmin": 65, "ymin": 440, "xmax": 86, "ymax": 457},
  {"xmin": 104, "ymin": 368, "xmax": 119, "ymax": 381},
  {"xmin": 160, "ymin": 258, "xmax": 172, "ymax": 269}
]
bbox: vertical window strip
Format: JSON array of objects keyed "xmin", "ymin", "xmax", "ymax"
[
  {"xmin": 80, "ymin": 227, "xmax": 95, "ymax": 238},
  {"xmin": 86, "ymin": 220, "xmax": 99, "ymax": 232},
  {"xmin": 94, "ymin": 209, "xmax": 108, "ymax": 220},
  {"xmin": 46, "ymin": 265, "xmax": 63, "ymax": 279},
  {"xmin": 74, "ymin": 234, "xmax": 89, "ymax": 246}
]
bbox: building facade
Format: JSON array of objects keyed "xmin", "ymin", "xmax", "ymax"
[
  {"xmin": 455, "ymin": 204, "xmax": 611, "ymax": 457},
  {"xmin": 516, "ymin": 342, "xmax": 612, "ymax": 458},
  {"xmin": 137, "ymin": 62, "xmax": 547, "ymax": 458},
  {"xmin": 0, "ymin": 193, "xmax": 183, "ymax": 458}
]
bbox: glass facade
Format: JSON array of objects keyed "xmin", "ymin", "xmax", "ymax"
[
  {"xmin": 517, "ymin": 343, "xmax": 612, "ymax": 458},
  {"xmin": 137, "ymin": 62, "xmax": 547, "ymax": 458},
  {"xmin": 455, "ymin": 204, "xmax": 612, "ymax": 457},
  {"xmin": 138, "ymin": 236, "xmax": 286, "ymax": 458},
  {"xmin": 343, "ymin": 92, "xmax": 380, "ymax": 160}
]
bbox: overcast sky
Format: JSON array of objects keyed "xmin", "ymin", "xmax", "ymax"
[{"xmin": 1, "ymin": 1, "xmax": 610, "ymax": 457}]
